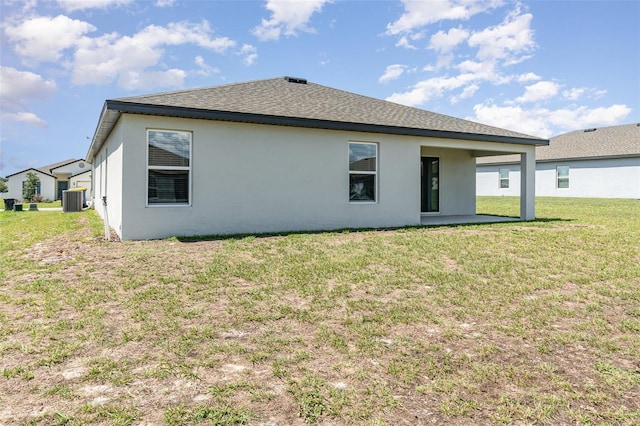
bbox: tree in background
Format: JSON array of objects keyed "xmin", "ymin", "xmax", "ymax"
[
  {"xmin": 22, "ymin": 172, "xmax": 40, "ymax": 202},
  {"xmin": 0, "ymin": 178, "xmax": 7, "ymax": 194}
]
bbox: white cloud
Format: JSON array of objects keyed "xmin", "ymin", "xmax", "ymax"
[
  {"xmin": 379, "ymin": 64, "xmax": 407, "ymax": 83},
  {"xmin": 238, "ymin": 44, "xmax": 258, "ymax": 66},
  {"xmin": 2, "ymin": 112, "xmax": 48, "ymax": 127},
  {"xmin": 516, "ymin": 81, "xmax": 560, "ymax": 103},
  {"xmin": 132, "ymin": 21, "xmax": 235, "ymax": 52},
  {"xmin": 428, "ymin": 27, "xmax": 469, "ymax": 53},
  {"xmin": 387, "ymin": 72, "xmax": 478, "ymax": 106},
  {"xmin": 471, "ymin": 102, "xmax": 631, "ymax": 138},
  {"xmin": 194, "ymin": 56, "xmax": 220, "ymax": 76},
  {"xmin": 4, "ymin": 15, "xmax": 96, "ymax": 64},
  {"xmin": 0, "ymin": 67, "xmax": 55, "ymax": 128},
  {"xmin": 455, "ymin": 59, "xmax": 496, "ymax": 77},
  {"xmin": 517, "ymin": 72, "xmax": 541, "ymax": 82},
  {"xmin": 253, "ymin": 0, "xmax": 332, "ymax": 41},
  {"xmin": 386, "ymin": 0, "xmax": 504, "ymax": 35},
  {"xmin": 395, "ymin": 32, "xmax": 424, "ymax": 50},
  {"xmin": 562, "ymin": 87, "xmax": 607, "ymax": 101},
  {"xmin": 56, "ymin": 0, "xmax": 133, "ymax": 12},
  {"xmin": 388, "ymin": 58, "xmax": 503, "ymax": 107},
  {"xmin": 118, "ymin": 69, "xmax": 186, "ymax": 91},
  {"xmin": 451, "ymin": 83, "xmax": 479, "ymax": 104},
  {"xmin": 0, "ymin": 67, "xmax": 57, "ymax": 106},
  {"xmin": 155, "ymin": 0, "xmax": 175, "ymax": 6},
  {"xmin": 396, "ymin": 35, "xmax": 417, "ymax": 50},
  {"xmin": 423, "ymin": 53, "xmax": 456, "ymax": 72},
  {"xmin": 5, "ymin": 11, "xmax": 240, "ymax": 91},
  {"xmin": 71, "ymin": 21, "xmax": 235, "ymax": 87},
  {"xmin": 386, "ymin": 4, "xmax": 539, "ymax": 107},
  {"xmin": 468, "ymin": 7, "xmax": 535, "ymax": 62},
  {"xmin": 562, "ymin": 87, "xmax": 585, "ymax": 101}
]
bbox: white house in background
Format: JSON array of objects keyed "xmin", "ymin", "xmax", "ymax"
[
  {"xmin": 476, "ymin": 123, "xmax": 640, "ymax": 198},
  {"xmin": 86, "ymin": 77, "xmax": 547, "ymax": 240},
  {"xmin": 4, "ymin": 159, "xmax": 91, "ymax": 201}
]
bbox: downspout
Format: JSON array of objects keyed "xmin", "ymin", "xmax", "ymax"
[{"xmin": 102, "ymin": 196, "xmax": 110, "ymax": 241}]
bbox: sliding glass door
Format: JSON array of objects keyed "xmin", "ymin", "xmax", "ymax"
[{"xmin": 421, "ymin": 157, "xmax": 439, "ymax": 213}]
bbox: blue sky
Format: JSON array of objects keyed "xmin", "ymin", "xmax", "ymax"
[{"xmin": 1, "ymin": 0, "xmax": 638, "ymax": 177}]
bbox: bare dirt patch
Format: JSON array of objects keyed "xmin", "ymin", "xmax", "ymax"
[{"xmin": 1, "ymin": 220, "xmax": 639, "ymax": 425}]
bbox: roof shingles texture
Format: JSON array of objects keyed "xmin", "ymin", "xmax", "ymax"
[
  {"xmin": 477, "ymin": 123, "xmax": 640, "ymax": 164},
  {"xmin": 115, "ymin": 77, "xmax": 541, "ymax": 140}
]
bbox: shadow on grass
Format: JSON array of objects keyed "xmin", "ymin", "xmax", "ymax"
[{"xmin": 173, "ymin": 217, "xmax": 571, "ymax": 243}]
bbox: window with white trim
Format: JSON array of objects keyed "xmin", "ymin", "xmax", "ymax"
[
  {"xmin": 147, "ymin": 129, "xmax": 191, "ymax": 205},
  {"xmin": 499, "ymin": 168, "xmax": 510, "ymax": 189},
  {"xmin": 557, "ymin": 166, "xmax": 569, "ymax": 189},
  {"xmin": 348, "ymin": 142, "xmax": 377, "ymax": 202},
  {"xmin": 22, "ymin": 180, "xmax": 41, "ymax": 195}
]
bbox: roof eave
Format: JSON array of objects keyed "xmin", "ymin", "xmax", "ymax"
[
  {"xmin": 49, "ymin": 158, "xmax": 85, "ymax": 172},
  {"xmin": 101, "ymin": 100, "xmax": 549, "ymax": 146},
  {"xmin": 6, "ymin": 168, "xmax": 56, "ymax": 179},
  {"xmin": 477, "ymin": 153, "xmax": 640, "ymax": 166},
  {"xmin": 86, "ymin": 102, "xmax": 122, "ymax": 163}
]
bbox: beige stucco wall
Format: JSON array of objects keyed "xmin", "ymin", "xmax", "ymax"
[{"xmin": 92, "ymin": 114, "xmax": 537, "ymax": 240}]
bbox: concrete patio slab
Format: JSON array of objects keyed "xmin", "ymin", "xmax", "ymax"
[{"xmin": 420, "ymin": 215, "xmax": 520, "ymax": 226}]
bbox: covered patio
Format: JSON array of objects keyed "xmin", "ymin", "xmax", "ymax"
[{"xmin": 420, "ymin": 214, "xmax": 520, "ymax": 226}]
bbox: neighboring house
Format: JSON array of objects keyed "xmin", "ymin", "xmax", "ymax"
[
  {"xmin": 476, "ymin": 123, "xmax": 640, "ymax": 198},
  {"xmin": 86, "ymin": 77, "xmax": 547, "ymax": 240},
  {"xmin": 4, "ymin": 159, "xmax": 91, "ymax": 201},
  {"xmin": 70, "ymin": 169, "xmax": 92, "ymax": 192}
]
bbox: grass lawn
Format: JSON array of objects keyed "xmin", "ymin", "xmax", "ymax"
[
  {"xmin": 1, "ymin": 197, "xmax": 639, "ymax": 425},
  {"xmin": 1, "ymin": 198, "xmax": 62, "ymax": 209}
]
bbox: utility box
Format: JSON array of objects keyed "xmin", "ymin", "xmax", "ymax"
[
  {"xmin": 62, "ymin": 190, "xmax": 83, "ymax": 213},
  {"xmin": 4, "ymin": 198, "xmax": 16, "ymax": 211}
]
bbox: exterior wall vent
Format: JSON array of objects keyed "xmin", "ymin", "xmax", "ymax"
[{"xmin": 284, "ymin": 76, "xmax": 307, "ymax": 84}]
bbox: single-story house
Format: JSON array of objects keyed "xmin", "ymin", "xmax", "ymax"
[
  {"xmin": 476, "ymin": 123, "xmax": 640, "ymax": 198},
  {"xmin": 4, "ymin": 159, "xmax": 91, "ymax": 201},
  {"xmin": 86, "ymin": 77, "xmax": 548, "ymax": 240}
]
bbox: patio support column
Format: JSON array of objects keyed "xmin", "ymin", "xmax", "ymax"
[{"xmin": 520, "ymin": 150, "xmax": 536, "ymax": 220}]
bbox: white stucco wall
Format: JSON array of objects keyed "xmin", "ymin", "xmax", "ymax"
[
  {"xmin": 476, "ymin": 165, "xmax": 522, "ymax": 197},
  {"xmin": 420, "ymin": 146, "xmax": 477, "ymax": 216},
  {"xmin": 70, "ymin": 171, "xmax": 92, "ymax": 191},
  {"xmin": 52, "ymin": 160, "xmax": 89, "ymax": 176},
  {"xmin": 477, "ymin": 157, "xmax": 640, "ymax": 198},
  {"xmin": 94, "ymin": 114, "xmax": 538, "ymax": 240},
  {"xmin": 92, "ymin": 121, "xmax": 124, "ymax": 236},
  {"xmin": 5, "ymin": 170, "xmax": 56, "ymax": 201}
]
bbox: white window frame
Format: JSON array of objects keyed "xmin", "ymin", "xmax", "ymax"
[
  {"xmin": 499, "ymin": 168, "xmax": 510, "ymax": 189},
  {"xmin": 348, "ymin": 141, "xmax": 378, "ymax": 204},
  {"xmin": 556, "ymin": 165, "xmax": 569, "ymax": 189},
  {"xmin": 146, "ymin": 129, "xmax": 192, "ymax": 207}
]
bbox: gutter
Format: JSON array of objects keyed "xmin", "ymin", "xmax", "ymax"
[{"xmin": 477, "ymin": 154, "xmax": 639, "ymax": 166}]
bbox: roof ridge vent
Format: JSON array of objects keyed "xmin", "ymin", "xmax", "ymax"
[
  {"xmin": 284, "ymin": 76, "xmax": 307, "ymax": 84},
  {"xmin": 584, "ymin": 128, "xmax": 597, "ymax": 132}
]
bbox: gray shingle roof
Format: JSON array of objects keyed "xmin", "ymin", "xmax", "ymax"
[
  {"xmin": 88, "ymin": 77, "xmax": 547, "ymax": 161},
  {"xmin": 5, "ymin": 158, "xmax": 80, "ymax": 179},
  {"xmin": 477, "ymin": 123, "xmax": 640, "ymax": 164}
]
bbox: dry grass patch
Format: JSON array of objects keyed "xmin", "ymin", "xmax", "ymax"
[{"xmin": 1, "ymin": 198, "xmax": 639, "ymax": 425}]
